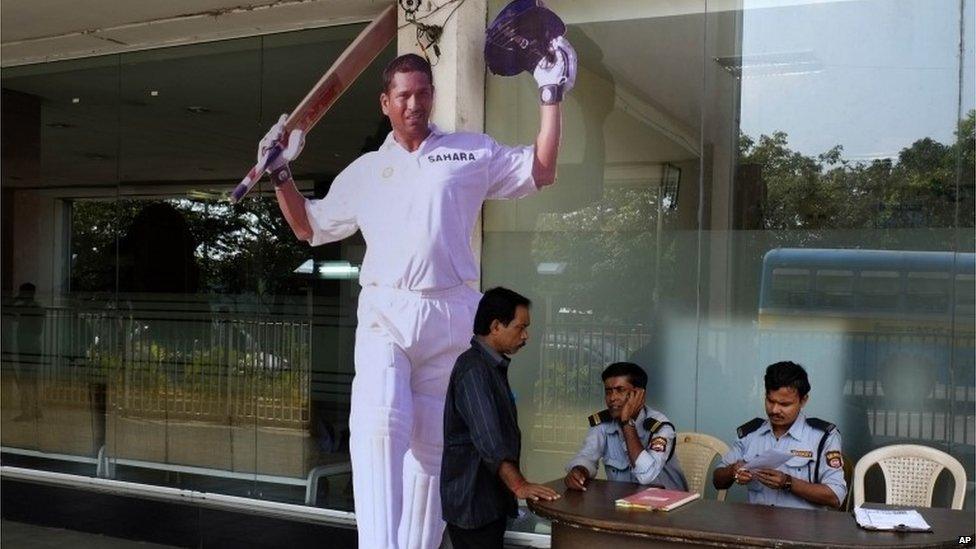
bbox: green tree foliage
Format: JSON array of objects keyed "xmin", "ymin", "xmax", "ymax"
[
  {"xmin": 70, "ymin": 197, "xmax": 308, "ymax": 296},
  {"xmin": 746, "ymin": 110, "xmax": 975, "ymax": 232}
]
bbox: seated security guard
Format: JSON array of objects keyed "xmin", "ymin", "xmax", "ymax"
[
  {"xmin": 712, "ymin": 361, "xmax": 847, "ymax": 509},
  {"xmin": 564, "ymin": 362, "xmax": 688, "ymax": 491}
]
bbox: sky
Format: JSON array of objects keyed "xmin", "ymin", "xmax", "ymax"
[{"xmin": 739, "ymin": 0, "xmax": 974, "ymax": 160}]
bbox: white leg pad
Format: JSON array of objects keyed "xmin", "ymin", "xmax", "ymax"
[
  {"xmin": 350, "ymin": 333, "xmax": 413, "ymax": 549},
  {"xmin": 398, "ymin": 394, "xmax": 447, "ymax": 549}
]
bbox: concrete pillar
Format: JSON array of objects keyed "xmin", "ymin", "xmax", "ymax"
[
  {"xmin": 0, "ymin": 89, "xmax": 63, "ymax": 300},
  {"xmin": 397, "ymin": 0, "xmax": 487, "ymax": 133}
]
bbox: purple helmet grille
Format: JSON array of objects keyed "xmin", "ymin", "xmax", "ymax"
[{"xmin": 485, "ymin": 0, "xmax": 566, "ymax": 76}]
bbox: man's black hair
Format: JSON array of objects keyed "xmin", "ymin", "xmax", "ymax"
[
  {"xmin": 473, "ymin": 287, "xmax": 530, "ymax": 336},
  {"xmin": 381, "ymin": 53, "xmax": 433, "ymax": 93},
  {"xmin": 764, "ymin": 361, "xmax": 811, "ymax": 398},
  {"xmin": 601, "ymin": 362, "xmax": 648, "ymax": 390}
]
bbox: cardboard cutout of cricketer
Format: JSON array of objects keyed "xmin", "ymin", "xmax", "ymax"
[{"xmin": 256, "ymin": 1, "xmax": 575, "ymax": 547}]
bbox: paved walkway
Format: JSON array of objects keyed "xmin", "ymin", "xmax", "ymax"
[{"xmin": 1, "ymin": 520, "xmax": 180, "ymax": 549}]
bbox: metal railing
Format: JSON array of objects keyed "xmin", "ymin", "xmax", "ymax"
[
  {"xmin": 3, "ymin": 303, "xmax": 312, "ymax": 431},
  {"xmin": 531, "ymin": 323, "xmax": 651, "ymax": 450},
  {"xmin": 529, "ymin": 321, "xmax": 975, "ymax": 455}
]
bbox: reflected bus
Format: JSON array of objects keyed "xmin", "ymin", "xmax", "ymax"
[{"xmin": 757, "ymin": 248, "xmax": 975, "ymax": 465}]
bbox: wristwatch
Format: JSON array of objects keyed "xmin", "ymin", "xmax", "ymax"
[
  {"xmin": 270, "ymin": 163, "xmax": 292, "ymax": 187},
  {"xmin": 539, "ymin": 84, "xmax": 564, "ymax": 105},
  {"xmin": 782, "ymin": 475, "xmax": 793, "ymax": 492},
  {"xmin": 621, "ymin": 418, "xmax": 637, "ymax": 429}
]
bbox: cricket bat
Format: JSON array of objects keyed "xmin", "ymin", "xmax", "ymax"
[{"xmin": 230, "ymin": 3, "xmax": 397, "ymax": 203}]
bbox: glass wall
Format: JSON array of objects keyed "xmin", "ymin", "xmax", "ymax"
[
  {"xmin": 484, "ymin": 0, "xmax": 974, "ymax": 512},
  {"xmin": 1, "ymin": 0, "xmax": 973, "ymax": 539},
  {"xmin": 1, "ymin": 24, "xmax": 393, "ymax": 513}
]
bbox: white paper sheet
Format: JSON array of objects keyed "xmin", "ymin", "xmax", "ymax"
[
  {"xmin": 854, "ymin": 507, "xmax": 932, "ymax": 532},
  {"xmin": 741, "ymin": 449, "xmax": 793, "ymax": 471}
]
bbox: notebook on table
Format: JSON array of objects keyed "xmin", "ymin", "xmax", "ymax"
[{"xmin": 615, "ymin": 487, "xmax": 701, "ymax": 511}]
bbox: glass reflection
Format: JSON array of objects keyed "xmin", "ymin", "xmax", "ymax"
[
  {"xmin": 1, "ymin": 22, "xmax": 390, "ymax": 513},
  {"xmin": 484, "ymin": 0, "xmax": 974, "ymax": 515},
  {"xmin": 1, "ymin": 56, "xmax": 120, "ymax": 476}
]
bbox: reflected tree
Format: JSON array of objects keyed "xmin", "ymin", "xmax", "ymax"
[
  {"xmin": 529, "ymin": 110, "xmax": 975, "ymax": 325},
  {"xmin": 70, "ymin": 196, "xmax": 308, "ymax": 296},
  {"xmin": 745, "ymin": 110, "xmax": 975, "ymax": 237}
]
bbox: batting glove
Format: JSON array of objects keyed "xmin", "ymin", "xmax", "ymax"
[
  {"xmin": 532, "ymin": 36, "xmax": 577, "ymax": 105},
  {"xmin": 258, "ymin": 113, "xmax": 305, "ymax": 186}
]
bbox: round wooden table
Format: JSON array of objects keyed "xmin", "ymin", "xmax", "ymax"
[{"xmin": 527, "ymin": 479, "xmax": 974, "ymax": 548}]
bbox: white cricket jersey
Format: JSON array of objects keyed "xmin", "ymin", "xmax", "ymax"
[{"xmin": 305, "ymin": 124, "xmax": 538, "ymax": 291}]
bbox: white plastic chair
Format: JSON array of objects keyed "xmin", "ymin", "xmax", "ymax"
[
  {"xmin": 853, "ymin": 444, "xmax": 967, "ymax": 510},
  {"xmin": 675, "ymin": 432, "xmax": 730, "ymax": 501}
]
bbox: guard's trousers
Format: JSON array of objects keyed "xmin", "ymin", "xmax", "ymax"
[{"xmin": 349, "ymin": 284, "xmax": 481, "ymax": 549}]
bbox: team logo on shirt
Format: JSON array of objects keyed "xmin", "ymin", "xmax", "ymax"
[
  {"xmin": 826, "ymin": 450, "xmax": 843, "ymax": 468},
  {"xmin": 427, "ymin": 152, "xmax": 477, "ymax": 163},
  {"xmin": 791, "ymin": 449, "xmax": 813, "ymax": 458},
  {"xmin": 382, "ymin": 167, "xmax": 394, "ymax": 178},
  {"xmin": 649, "ymin": 436, "xmax": 667, "ymax": 452}
]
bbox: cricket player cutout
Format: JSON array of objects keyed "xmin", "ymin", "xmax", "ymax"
[{"xmin": 259, "ymin": 33, "xmax": 576, "ymax": 549}]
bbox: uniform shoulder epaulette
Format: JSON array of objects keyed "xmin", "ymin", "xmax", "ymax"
[
  {"xmin": 587, "ymin": 409, "xmax": 613, "ymax": 427},
  {"xmin": 805, "ymin": 417, "xmax": 836, "ymax": 433},
  {"xmin": 736, "ymin": 417, "xmax": 765, "ymax": 438},
  {"xmin": 645, "ymin": 418, "xmax": 675, "ymax": 434},
  {"xmin": 806, "ymin": 418, "xmax": 838, "ymax": 483}
]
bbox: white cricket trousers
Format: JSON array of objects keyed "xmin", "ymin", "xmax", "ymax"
[{"xmin": 350, "ymin": 284, "xmax": 481, "ymax": 549}]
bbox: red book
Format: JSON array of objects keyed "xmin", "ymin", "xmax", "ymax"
[{"xmin": 615, "ymin": 487, "xmax": 701, "ymax": 511}]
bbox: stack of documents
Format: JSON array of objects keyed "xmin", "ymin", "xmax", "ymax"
[
  {"xmin": 854, "ymin": 507, "xmax": 932, "ymax": 532},
  {"xmin": 740, "ymin": 449, "xmax": 792, "ymax": 471}
]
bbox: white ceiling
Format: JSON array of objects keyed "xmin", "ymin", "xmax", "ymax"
[
  {"xmin": 2, "ymin": 24, "xmax": 394, "ymax": 192},
  {"xmin": 1, "ymin": 1, "xmax": 716, "ymax": 198},
  {"xmin": 1, "ymin": 0, "xmax": 386, "ymax": 67}
]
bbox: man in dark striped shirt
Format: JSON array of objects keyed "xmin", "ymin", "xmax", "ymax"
[{"xmin": 441, "ymin": 287, "xmax": 559, "ymax": 549}]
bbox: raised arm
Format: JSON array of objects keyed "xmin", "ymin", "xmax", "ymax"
[
  {"xmin": 532, "ymin": 104, "xmax": 561, "ymax": 187},
  {"xmin": 274, "ymin": 182, "xmax": 314, "ymax": 242},
  {"xmin": 257, "ymin": 114, "xmax": 314, "ymax": 241},
  {"xmin": 257, "ymin": 114, "xmax": 359, "ymax": 246},
  {"xmin": 530, "ymin": 36, "xmax": 577, "ymax": 188}
]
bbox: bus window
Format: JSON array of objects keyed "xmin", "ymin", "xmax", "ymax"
[
  {"xmin": 769, "ymin": 267, "xmax": 810, "ymax": 308},
  {"xmin": 955, "ymin": 274, "xmax": 975, "ymax": 317},
  {"xmin": 857, "ymin": 270, "xmax": 900, "ymax": 311},
  {"xmin": 906, "ymin": 272, "xmax": 950, "ymax": 314},
  {"xmin": 815, "ymin": 269, "xmax": 854, "ymax": 309}
]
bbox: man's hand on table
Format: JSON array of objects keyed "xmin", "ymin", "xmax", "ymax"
[
  {"xmin": 564, "ymin": 466, "xmax": 590, "ymax": 491},
  {"xmin": 516, "ymin": 482, "xmax": 561, "ymax": 502}
]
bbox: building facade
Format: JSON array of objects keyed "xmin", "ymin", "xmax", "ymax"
[{"xmin": 2, "ymin": 0, "xmax": 974, "ymax": 544}]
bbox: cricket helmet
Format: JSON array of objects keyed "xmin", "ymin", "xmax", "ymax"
[{"xmin": 485, "ymin": 0, "xmax": 566, "ymax": 76}]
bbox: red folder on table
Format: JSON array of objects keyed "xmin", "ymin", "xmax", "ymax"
[{"xmin": 615, "ymin": 487, "xmax": 700, "ymax": 511}]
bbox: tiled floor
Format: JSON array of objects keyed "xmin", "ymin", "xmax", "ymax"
[{"xmin": 1, "ymin": 520, "xmax": 181, "ymax": 549}]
